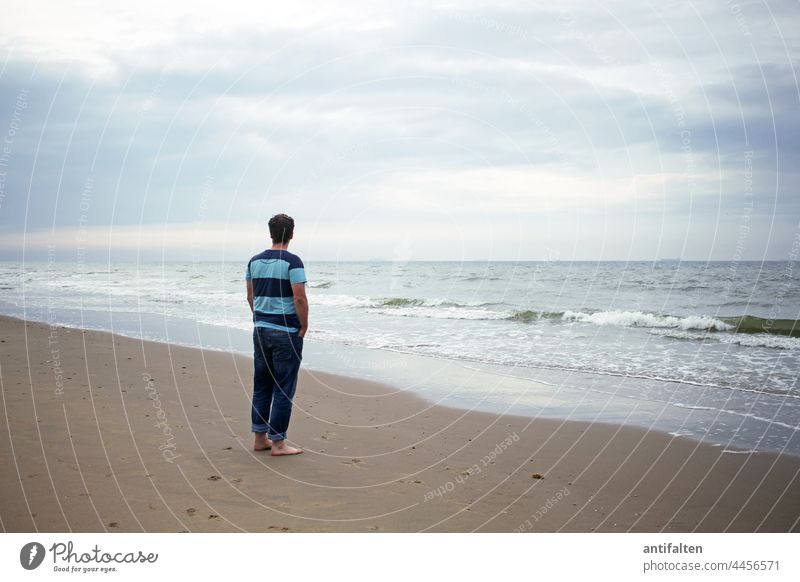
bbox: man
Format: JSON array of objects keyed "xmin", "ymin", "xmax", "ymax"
[{"xmin": 246, "ymin": 213, "xmax": 308, "ymax": 456}]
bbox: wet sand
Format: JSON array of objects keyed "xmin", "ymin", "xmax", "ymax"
[{"xmin": 1, "ymin": 315, "xmax": 798, "ymax": 532}]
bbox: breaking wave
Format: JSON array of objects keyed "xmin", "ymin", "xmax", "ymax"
[
  {"xmin": 648, "ymin": 328, "xmax": 800, "ymax": 350},
  {"xmin": 312, "ymin": 294, "xmax": 800, "ymax": 339},
  {"xmin": 507, "ymin": 309, "xmax": 800, "ymax": 337},
  {"xmin": 720, "ymin": 315, "xmax": 800, "ymax": 337},
  {"xmin": 561, "ymin": 310, "xmax": 733, "ymax": 331}
]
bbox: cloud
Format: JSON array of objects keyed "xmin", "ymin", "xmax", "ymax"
[
  {"xmin": 342, "ymin": 165, "xmax": 699, "ymax": 213},
  {"xmin": 0, "ymin": 0, "xmax": 797, "ymax": 260}
]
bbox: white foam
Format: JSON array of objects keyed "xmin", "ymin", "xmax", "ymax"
[
  {"xmin": 562, "ymin": 310, "xmax": 733, "ymax": 331},
  {"xmin": 672, "ymin": 403, "xmax": 718, "ymax": 411},
  {"xmin": 668, "ymin": 430, "xmax": 695, "ymax": 438},
  {"xmin": 309, "ymin": 294, "xmax": 375, "ymax": 308},
  {"xmin": 307, "ymin": 294, "xmax": 501, "ymax": 318},
  {"xmin": 715, "ymin": 333, "xmax": 800, "ymax": 350},
  {"xmin": 195, "ymin": 316, "xmax": 251, "ymax": 331},
  {"xmin": 370, "ymin": 306, "xmax": 507, "ymax": 320},
  {"xmin": 649, "ymin": 328, "xmax": 800, "ymax": 350},
  {"xmin": 716, "ymin": 410, "xmax": 800, "ymax": 432}
]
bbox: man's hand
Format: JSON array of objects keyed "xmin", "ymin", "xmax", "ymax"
[{"xmin": 297, "ymin": 326, "xmax": 307, "ymax": 339}]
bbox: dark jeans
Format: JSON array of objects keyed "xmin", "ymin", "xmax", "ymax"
[{"xmin": 251, "ymin": 327, "xmax": 303, "ymax": 441}]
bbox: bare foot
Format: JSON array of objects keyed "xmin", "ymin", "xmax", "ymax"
[
  {"xmin": 271, "ymin": 442, "xmax": 303, "ymax": 456},
  {"xmin": 253, "ymin": 436, "xmax": 273, "ymax": 451}
]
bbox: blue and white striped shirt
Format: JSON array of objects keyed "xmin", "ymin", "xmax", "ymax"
[{"xmin": 245, "ymin": 249, "xmax": 307, "ymax": 332}]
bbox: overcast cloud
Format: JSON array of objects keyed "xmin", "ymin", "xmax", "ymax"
[{"xmin": 0, "ymin": 0, "xmax": 798, "ymax": 261}]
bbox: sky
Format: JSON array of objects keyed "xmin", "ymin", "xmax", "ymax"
[{"xmin": 0, "ymin": 0, "xmax": 798, "ymax": 262}]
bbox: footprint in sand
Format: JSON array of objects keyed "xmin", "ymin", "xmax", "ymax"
[
  {"xmin": 186, "ymin": 508, "xmax": 196, "ymax": 516},
  {"xmin": 207, "ymin": 475, "xmax": 221, "ymax": 481},
  {"xmin": 341, "ymin": 458, "xmax": 364, "ymax": 468}
]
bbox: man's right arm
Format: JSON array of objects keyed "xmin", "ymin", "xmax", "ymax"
[{"xmin": 292, "ymin": 282, "xmax": 308, "ymax": 338}]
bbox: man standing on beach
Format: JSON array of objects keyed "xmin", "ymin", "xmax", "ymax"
[{"xmin": 246, "ymin": 214, "xmax": 308, "ymax": 456}]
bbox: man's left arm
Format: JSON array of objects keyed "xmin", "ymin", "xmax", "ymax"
[
  {"xmin": 246, "ymin": 280, "xmax": 254, "ymax": 313},
  {"xmin": 292, "ymin": 283, "xmax": 308, "ymax": 338},
  {"xmin": 289, "ymin": 259, "xmax": 308, "ymax": 337}
]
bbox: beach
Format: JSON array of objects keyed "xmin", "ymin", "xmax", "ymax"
[
  {"xmin": 3, "ymin": 260, "xmax": 798, "ymax": 457},
  {"xmin": 1, "ymin": 314, "xmax": 798, "ymax": 533}
]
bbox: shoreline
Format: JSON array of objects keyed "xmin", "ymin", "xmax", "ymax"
[
  {"xmin": 5, "ymin": 305, "xmax": 797, "ymax": 458},
  {"xmin": 1, "ymin": 314, "xmax": 799, "ymax": 532}
]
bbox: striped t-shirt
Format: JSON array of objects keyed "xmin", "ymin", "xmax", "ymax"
[{"xmin": 245, "ymin": 249, "xmax": 307, "ymax": 332}]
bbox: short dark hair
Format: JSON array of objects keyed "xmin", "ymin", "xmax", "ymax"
[{"xmin": 268, "ymin": 213, "xmax": 295, "ymax": 244}]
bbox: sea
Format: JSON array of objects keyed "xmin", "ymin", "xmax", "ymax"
[{"xmin": 1, "ymin": 260, "xmax": 798, "ymax": 456}]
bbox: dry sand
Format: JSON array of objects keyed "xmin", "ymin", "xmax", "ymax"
[{"xmin": 1, "ymin": 315, "xmax": 798, "ymax": 532}]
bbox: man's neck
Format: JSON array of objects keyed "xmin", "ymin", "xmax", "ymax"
[{"xmin": 271, "ymin": 243, "xmax": 290, "ymax": 251}]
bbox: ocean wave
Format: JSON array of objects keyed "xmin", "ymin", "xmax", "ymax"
[
  {"xmin": 309, "ymin": 281, "xmax": 334, "ymax": 289},
  {"xmin": 561, "ymin": 310, "xmax": 733, "ymax": 331},
  {"xmin": 649, "ymin": 328, "xmax": 800, "ymax": 350},
  {"xmin": 507, "ymin": 309, "xmax": 734, "ymax": 332},
  {"xmin": 507, "ymin": 310, "xmax": 566, "ymax": 322},
  {"xmin": 352, "ymin": 302, "xmax": 800, "ymax": 340},
  {"xmin": 371, "ymin": 306, "xmax": 508, "ymax": 320},
  {"xmin": 372, "ymin": 297, "xmax": 495, "ymax": 309},
  {"xmin": 721, "ymin": 315, "xmax": 800, "ymax": 337},
  {"xmin": 717, "ymin": 333, "xmax": 800, "ymax": 349},
  {"xmin": 309, "ymin": 294, "xmax": 375, "ymax": 308},
  {"xmin": 379, "ymin": 297, "xmax": 426, "ymax": 307},
  {"xmin": 311, "ymin": 294, "xmax": 495, "ymax": 311},
  {"xmin": 505, "ymin": 309, "xmax": 799, "ymax": 338}
]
